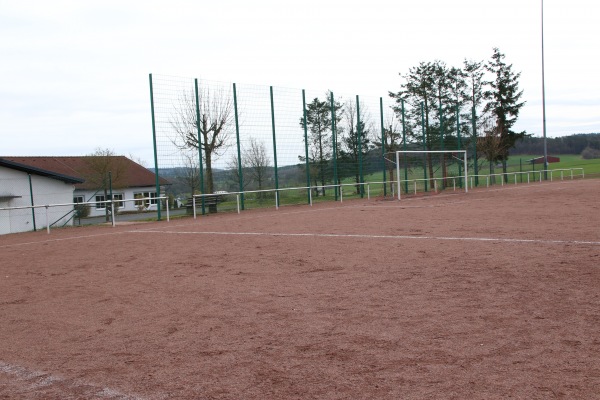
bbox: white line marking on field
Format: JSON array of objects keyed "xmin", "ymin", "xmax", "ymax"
[
  {"xmin": 0, "ymin": 231, "xmax": 126, "ymax": 249},
  {"xmin": 0, "ymin": 360, "xmax": 142, "ymax": 399},
  {"xmin": 131, "ymin": 230, "xmax": 600, "ymax": 246},
  {"xmin": 2, "ymin": 178, "xmax": 595, "ymax": 248}
]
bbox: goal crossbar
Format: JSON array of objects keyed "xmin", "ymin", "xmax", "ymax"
[{"xmin": 395, "ymin": 150, "xmax": 468, "ymax": 200}]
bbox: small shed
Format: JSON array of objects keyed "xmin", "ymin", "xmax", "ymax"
[
  {"xmin": 527, "ymin": 156, "xmax": 560, "ymax": 165},
  {"xmin": 526, "ymin": 156, "xmax": 560, "ymax": 170}
]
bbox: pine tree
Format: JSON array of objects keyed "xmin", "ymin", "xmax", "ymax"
[
  {"xmin": 339, "ymin": 98, "xmax": 373, "ymax": 194},
  {"xmin": 463, "ymin": 59, "xmax": 487, "ymax": 181},
  {"xmin": 484, "ymin": 48, "xmax": 526, "ymax": 177},
  {"xmin": 390, "ymin": 61, "xmax": 437, "ymax": 186},
  {"xmin": 299, "ymin": 92, "xmax": 342, "ymax": 196}
]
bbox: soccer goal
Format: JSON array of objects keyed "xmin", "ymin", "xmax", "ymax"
[{"xmin": 395, "ymin": 150, "xmax": 468, "ymax": 200}]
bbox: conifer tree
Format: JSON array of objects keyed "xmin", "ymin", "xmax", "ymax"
[
  {"xmin": 484, "ymin": 48, "xmax": 526, "ymax": 177},
  {"xmin": 339, "ymin": 99, "xmax": 373, "ymax": 194},
  {"xmin": 299, "ymin": 92, "xmax": 343, "ymax": 196}
]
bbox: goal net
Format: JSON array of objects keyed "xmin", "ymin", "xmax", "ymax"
[{"xmin": 395, "ymin": 150, "xmax": 468, "ymax": 200}]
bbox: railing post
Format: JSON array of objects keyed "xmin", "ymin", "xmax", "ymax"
[
  {"xmin": 111, "ymin": 200, "xmax": 116, "ymax": 227},
  {"xmin": 28, "ymin": 174, "xmax": 37, "ymax": 232},
  {"xmin": 45, "ymin": 206, "xmax": 50, "ymax": 234},
  {"xmin": 193, "ymin": 196, "xmax": 197, "ymax": 220},
  {"xmin": 396, "ymin": 151, "xmax": 401, "ymax": 200}
]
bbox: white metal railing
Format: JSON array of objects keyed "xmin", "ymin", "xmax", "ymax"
[
  {"xmin": 0, "ymin": 196, "xmax": 170, "ymax": 235},
  {"xmin": 391, "ymin": 168, "xmax": 585, "ymax": 195},
  {"xmin": 191, "ymin": 182, "xmax": 377, "ymax": 218},
  {"xmin": 2, "ymin": 167, "xmax": 586, "ymax": 233},
  {"xmin": 468, "ymin": 168, "xmax": 584, "ymax": 189},
  {"xmin": 188, "ymin": 166, "xmax": 587, "ymax": 218}
]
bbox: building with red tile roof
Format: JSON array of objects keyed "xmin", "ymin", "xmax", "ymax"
[{"xmin": 1, "ymin": 156, "xmax": 169, "ymax": 220}]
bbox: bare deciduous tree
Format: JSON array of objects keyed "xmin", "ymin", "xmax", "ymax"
[
  {"xmin": 84, "ymin": 148, "xmax": 127, "ymax": 222},
  {"xmin": 377, "ymin": 117, "xmax": 402, "ymax": 194},
  {"xmin": 244, "ymin": 138, "xmax": 271, "ymax": 198},
  {"xmin": 227, "ymin": 138, "xmax": 272, "ymax": 199},
  {"xmin": 170, "ymin": 86, "xmax": 234, "ymax": 194},
  {"xmin": 178, "ymin": 151, "xmax": 200, "ymax": 196}
]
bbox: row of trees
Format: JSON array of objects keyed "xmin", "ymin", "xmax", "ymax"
[
  {"xmin": 298, "ymin": 47, "xmax": 526, "ymax": 192},
  {"xmin": 167, "ymin": 48, "xmax": 526, "ymax": 197},
  {"xmin": 510, "ymin": 133, "xmax": 600, "ymax": 157},
  {"xmin": 389, "ymin": 48, "xmax": 525, "ymax": 181},
  {"xmin": 300, "ymin": 95, "xmax": 375, "ymax": 196}
]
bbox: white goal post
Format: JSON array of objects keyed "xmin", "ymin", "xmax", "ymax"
[{"xmin": 395, "ymin": 150, "xmax": 468, "ymax": 200}]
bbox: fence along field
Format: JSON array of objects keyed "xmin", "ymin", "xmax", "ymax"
[
  {"xmin": 149, "ymin": 75, "xmax": 469, "ymax": 209},
  {"xmin": 0, "ymin": 74, "xmax": 594, "ymax": 234},
  {"xmin": 0, "ymin": 178, "xmax": 599, "ymax": 398},
  {"xmin": 149, "ymin": 74, "xmax": 593, "ymax": 215}
]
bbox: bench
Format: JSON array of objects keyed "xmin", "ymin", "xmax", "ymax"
[{"xmin": 185, "ymin": 194, "xmax": 224, "ymax": 214}]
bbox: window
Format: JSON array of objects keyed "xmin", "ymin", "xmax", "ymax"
[
  {"xmin": 95, "ymin": 195, "xmax": 106, "ymax": 209},
  {"xmin": 112, "ymin": 193, "xmax": 124, "ymax": 209},
  {"xmin": 134, "ymin": 192, "xmax": 157, "ymax": 208},
  {"xmin": 73, "ymin": 196, "xmax": 84, "ymax": 204}
]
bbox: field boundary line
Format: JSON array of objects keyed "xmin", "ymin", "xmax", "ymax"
[
  {"xmin": 0, "ymin": 360, "xmax": 142, "ymax": 399},
  {"xmin": 131, "ymin": 230, "xmax": 600, "ymax": 246},
  {"xmin": 0, "ymin": 231, "xmax": 126, "ymax": 249},
  {"xmin": 1, "ymin": 179, "xmax": 595, "ymax": 248}
]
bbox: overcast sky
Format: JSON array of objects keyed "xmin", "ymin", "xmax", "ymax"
[{"xmin": 1, "ymin": 0, "xmax": 598, "ymax": 165}]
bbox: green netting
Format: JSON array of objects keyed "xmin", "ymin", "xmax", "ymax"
[{"xmin": 149, "ymin": 74, "xmax": 480, "ymax": 214}]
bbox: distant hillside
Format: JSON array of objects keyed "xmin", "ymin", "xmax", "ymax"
[{"xmin": 510, "ymin": 133, "xmax": 600, "ymax": 156}]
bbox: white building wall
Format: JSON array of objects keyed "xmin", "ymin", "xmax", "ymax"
[
  {"xmin": 0, "ymin": 166, "xmax": 76, "ymax": 234},
  {"xmin": 74, "ymin": 187, "xmax": 161, "ymax": 217}
]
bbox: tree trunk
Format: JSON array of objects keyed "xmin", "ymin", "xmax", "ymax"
[
  {"xmin": 318, "ymin": 136, "xmax": 326, "ymax": 197},
  {"xmin": 441, "ymin": 153, "xmax": 448, "ymax": 188},
  {"xmin": 103, "ymin": 188, "xmax": 110, "ymax": 223},
  {"xmin": 427, "ymin": 153, "xmax": 435, "ymax": 190},
  {"xmin": 204, "ymin": 148, "xmax": 213, "ymax": 194}
]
